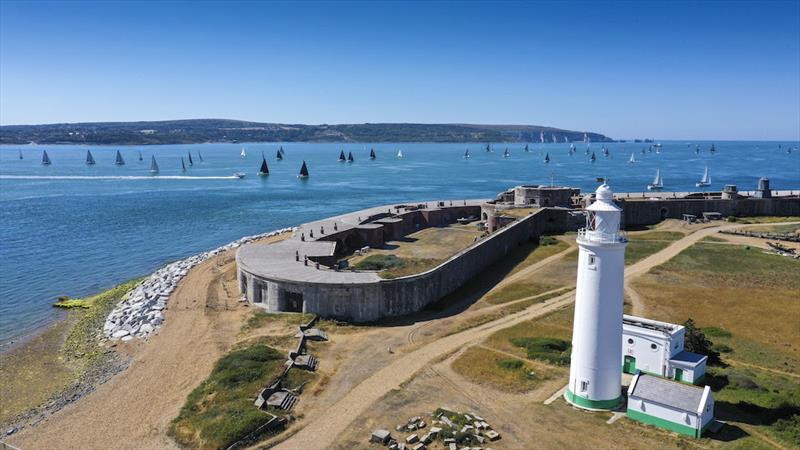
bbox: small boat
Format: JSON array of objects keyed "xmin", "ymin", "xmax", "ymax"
[
  {"xmin": 629, "ymin": 153, "xmax": 636, "ymax": 164},
  {"xmin": 710, "ymin": 143, "xmax": 716, "ymax": 154},
  {"xmin": 563, "ymin": 136, "xmax": 569, "ymax": 143},
  {"xmin": 115, "ymin": 150, "xmax": 125, "ymax": 165},
  {"xmin": 464, "ymin": 148, "xmax": 470, "ymax": 159},
  {"xmin": 276, "ymin": 149, "xmax": 283, "ymax": 161},
  {"xmin": 234, "ymin": 172, "xmax": 246, "ymax": 179},
  {"xmin": 181, "ymin": 157, "xmax": 186, "ymax": 172},
  {"xmin": 641, "ymin": 147, "xmax": 646, "ymax": 155},
  {"xmin": 696, "ymin": 166, "xmax": 711, "ymax": 187},
  {"xmin": 602, "ymin": 146, "xmax": 609, "ymax": 157},
  {"xmin": 583, "ymin": 132, "xmax": 588, "ymax": 143},
  {"xmin": 369, "ymin": 148, "xmax": 376, "ymax": 159},
  {"xmin": 396, "ymin": 149, "xmax": 404, "ymax": 159},
  {"xmin": 788, "ymin": 147, "xmax": 793, "ymax": 155},
  {"xmin": 552, "ymin": 134, "xmax": 557, "ymax": 143},
  {"xmin": 540, "ymin": 131, "xmax": 545, "ymax": 143},
  {"xmin": 338, "ymin": 150, "xmax": 346, "ymax": 162},
  {"xmin": 485, "ymin": 143, "xmax": 492, "ymax": 152},
  {"xmin": 258, "ymin": 154, "xmax": 269, "ymax": 176},
  {"xmin": 569, "ymin": 143, "xmax": 575, "ymax": 154},
  {"xmin": 503, "ymin": 148, "xmax": 510, "ymax": 158},
  {"xmin": 18, "ymin": 150, "xmax": 23, "ymax": 160},
  {"xmin": 86, "ymin": 150, "xmax": 96, "ymax": 165},
  {"xmin": 138, "ymin": 150, "xmax": 143, "ymax": 161},
  {"xmin": 198, "ymin": 152, "xmax": 203, "ymax": 162},
  {"xmin": 647, "ymin": 169, "xmax": 664, "ymax": 191},
  {"xmin": 188, "ymin": 152, "xmax": 194, "ymax": 166},
  {"xmin": 149, "ymin": 155, "xmax": 159, "ymax": 174},
  {"xmin": 524, "ymin": 144, "xmax": 529, "ymax": 152},
  {"xmin": 298, "ymin": 160, "xmax": 309, "ymax": 178},
  {"xmin": 279, "ymin": 146, "xmax": 285, "ymax": 156},
  {"xmin": 42, "ymin": 150, "xmax": 51, "ymax": 165},
  {"xmin": 695, "ymin": 145, "xmax": 700, "ymax": 155},
  {"xmin": 347, "ymin": 151, "xmax": 354, "ymax": 163},
  {"xmin": 585, "ymin": 146, "xmax": 590, "ymax": 155},
  {"xmin": 240, "ymin": 148, "xmax": 247, "ymax": 159},
  {"xmin": 544, "ymin": 152, "xmax": 550, "ymax": 163},
  {"xmin": 590, "ymin": 151, "xmax": 596, "ymax": 162}
]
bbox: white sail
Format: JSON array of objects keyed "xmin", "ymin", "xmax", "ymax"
[
  {"xmin": 396, "ymin": 149, "xmax": 403, "ymax": 159},
  {"xmin": 150, "ymin": 155, "xmax": 159, "ymax": 173},
  {"xmin": 648, "ymin": 169, "xmax": 663, "ymax": 190},
  {"xmin": 540, "ymin": 131, "xmax": 545, "ymax": 143},
  {"xmin": 696, "ymin": 166, "xmax": 710, "ymax": 186},
  {"xmin": 240, "ymin": 148, "xmax": 246, "ymax": 158},
  {"xmin": 629, "ymin": 153, "xmax": 636, "ymax": 164}
]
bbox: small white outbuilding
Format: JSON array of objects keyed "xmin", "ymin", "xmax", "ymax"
[
  {"xmin": 627, "ymin": 373, "xmax": 715, "ymax": 438},
  {"xmin": 622, "ymin": 315, "xmax": 707, "ymax": 384}
]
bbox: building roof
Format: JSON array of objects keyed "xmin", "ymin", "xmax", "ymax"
[
  {"xmin": 669, "ymin": 351, "xmax": 708, "ymax": 368},
  {"xmin": 629, "ymin": 373, "xmax": 706, "ymax": 412},
  {"xmin": 624, "ymin": 314, "xmax": 683, "ymax": 337}
]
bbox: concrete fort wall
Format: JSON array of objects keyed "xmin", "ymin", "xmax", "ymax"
[
  {"xmin": 244, "ymin": 207, "xmax": 570, "ymax": 322},
  {"xmin": 618, "ymin": 197, "xmax": 800, "ymax": 228}
]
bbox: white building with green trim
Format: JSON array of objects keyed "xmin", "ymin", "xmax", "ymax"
[
  {"xmin": 622, "ymin": 315, "xmax": 707, "ymax": 384},
  {"xmin": 627, "ymin": 373, "xmax": 715, "ymax": 438}
]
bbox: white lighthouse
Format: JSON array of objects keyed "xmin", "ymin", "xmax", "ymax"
[{"xmin": 565, "ymin": 183, "xmax": 628, "ymax": 410}]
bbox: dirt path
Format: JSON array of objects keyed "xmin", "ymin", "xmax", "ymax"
[{"xmin": 7, "ymin": 248, "xmax": 260, "ymax": 450}]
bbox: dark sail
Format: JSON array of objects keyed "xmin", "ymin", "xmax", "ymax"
[
  {"xmin": 258, "ymin": 156, "xmax": 269, "ymax": 176},
  {"xmin": 181, "ymin": 157, "xmax": 186, "ymax": 171},
  {"xmin": 299, "ymin": 160, "xmax": 309, "ymax": 178},
  {"xmin": 188, "ymin": 152, "xmax": 193, "ymax": 166},
  {"xmin": 138, "ymin": 150, "xmax": 143, "ymax": 161},
  {"xmin": 348, "ymin": 152, "xmax": 354, "ymax": 162},
  {"xmin": 18, "ymin": 150, "xmax": 23, "ymax": 160},
  {"xmin": 485, "ymin": 143, "xmax": 491, "ymax": 152},
  {"xmin": 276, "ymin": 149, "xmax": 283, "ymax": 160},
  {"xmin": 279, "ymin": 146, "xmax": 285, "ymax": 156},
  {"xmin": 150, "ymin": 155, "xmax": 159, "ymax": 173},
  {"xmin": 369, "ymin": 148, "xmax": 376, "ymax": 159},
  {"xmin": 198, "ymin": 152, "xmax": 203, "ymax": 162},
  {"xmin": 86, "ymin": 150, "xmax": 96, "ymax": 165},
  {"xmin": 590, "ymin": 151, "xmax": 596, "ymax": 162},
  {"xmin": 524, "ymin": 144, "xmax": 529, "ymax": 152},
  {"xmin": 544, "ymin": 152, "xmax": 550, "ymax": 163},
  {"xmin": 115, "ymin": 150, "xmax": 125, "ymax": 165},
  {"xmin": 338, "ymin": 150, "xmax": 346, "ymax": 162},
  {"xmin": 42, "ymin": 150, "xmax": 51, "ymax": 165}
]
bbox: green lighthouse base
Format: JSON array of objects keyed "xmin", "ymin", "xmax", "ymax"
[{"xmin": 564, "ymin": 389, "xmax": 623, "ymax": 411}]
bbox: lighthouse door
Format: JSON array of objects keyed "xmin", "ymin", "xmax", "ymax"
[{"xmin": 623, "ymin": 356, "xmax": 636, "ymax": 374}]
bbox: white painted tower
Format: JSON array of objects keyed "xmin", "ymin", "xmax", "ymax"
[{"xmin": 565, "ymin": 183, "xmax": 628, "ymax": 410}]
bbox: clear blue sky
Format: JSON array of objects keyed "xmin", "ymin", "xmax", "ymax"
[{"xmin": 1, "ymin": 1, "xmax": 798, "ymax": 140}]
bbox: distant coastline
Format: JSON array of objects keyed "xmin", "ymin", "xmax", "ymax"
[{"xmin": 0, "ymin": 119, "xmax": 614, "ymax": 145}]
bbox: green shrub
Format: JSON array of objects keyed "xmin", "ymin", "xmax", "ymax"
[
  {"xmin": 539, "ymin": 236, "xmax": 558, "ymax": 246},
  {"xmin": 353, "ymin": 254, "xmax": 405, "ymax": 271},
  {"xmin": 683, "ymin": 319, "xmax": 721, "ymax": 365},
  {"xmin": 702, "ymin": 327, "xmax": 733, "ymax": 338},
  {"xmin": 772, "ymin": 415, "xmax": 800, "ymax": 447},
  {"xmin": 498, "ymin": 359, "xmax": 524, "ymax": 370},
  {"xmin": 714, "ymin": 343, "xmax": 734, "ymax": 353},
  {"xmin": 510, "ymin": 337, "xmax": 571, "ymax": 365}
]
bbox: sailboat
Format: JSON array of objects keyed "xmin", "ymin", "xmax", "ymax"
[
  {"xmin": 181, "ymin": 157, "xmax": 187, "ymax": 172},
  {"xmin": 629, "ymin": 153, "xmax": 636, "ymax": 164},
  {"xmin": 41, "ymin": 150, "xmax": 51, "ymax": 165},
  {"xmin": 396, "ymin": 149, "xmax": 404, "ymax": 159},
  {"xmin": 696, "ymin": 167, "xmax": 711, "ymax": 187},
  {"xmin": 503, "ymin": 148, "xmax": 510, "ymax": 158},
  {"xmin": 149, "ymin": 155, "xmax": 159, "ymax": 174},
  {"xmin": 540, "ymin": 131, "xmax": 545, "ymax": 143},
  {"xmin": 198, "ymin": 152, "xmax": 203, "ymax": 162},
  {"xmin": 115, "ymin": 150, "xmax": 125, "ymax": 165},
  {"xmin": 569, "ymin": 143, "xmax": 575, "ymax": 154},
  {"xmin": 464, "ymin": 148, "xmax": 471, "ymax": 159},
  {"xmin": 583, "ymin": 133, "xmax": 588, "ymax": 143},
  {"xmin": 188, "ymin": 152, "xmax": 194, "ymax": 166},
  {"xmin": 347, "ymin": 151, "xmax": 354, "ymax": 163},
  {"xmin": 544, "ymin": 152, "xmax": 550, "ymax": 163},
  {"xmin": 338, "ymin": 150, "xmax": 346, "ymax": 162},
  {"xmin": 369, "ymin": 148, "xmax": 376, "ymax": 159},
  {"xmin": 18, "ymin": 150, "xmax": 23, "ymax": 160},
  {"xmin": 276, "ymin": 149, "xmax": 283, "ymax": 161},
  {"xmin": 258, "ymin": 154, "xmax": 269, "ymax": 176},
  {"xmin": 298, "ymin": 160, "xmax": 309, "ymax": 178},
  {"xmin": 564, "ymin": 136, "xmax": 569, "ymax": 143},
  {"xmin": 590, "ymin": 152, "xmax": 596, "ymax": 162},
  {"xmin": 279, "ymin": 146, "xmax": 285, "ymax": 156},
  {"xmin": 86, "ymin": 150, "xmax": 96, "ymax": 165},
  {"xmin": 138, "ymin": 150, "xmax": 143, "ymax": 161},
  {"xmin": 641, "ymin": 147, "xmax": 646, "ymax": 155},
  {"xmin": 240, "ymin": 148, "xmax": 247, "ymax": 159},
  {"xmin": 585, "ymin": 146, "xmax": 590, "ymax": 156},
  {"xmin": 485, "ymin": 143, "xmax": 492, "ymax": 152},
  {"xmin": 710, "ymin": 144, "xmax": 716, "ymax": 154},
  {"xmin": 695, "ymin": 145, "xmax": 700, "ymax": 155},
  {"xmin": 647, "ymin": 169, "xmax": 664, "ymax": 191},
  {"xmin": 524, "ymin": 144, "xmax": 529, "ymax": 152}
]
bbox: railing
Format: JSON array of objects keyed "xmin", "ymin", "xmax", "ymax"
[{"xmin": 577, "ymin": 228, "xmax": 628, "ymax": 243}]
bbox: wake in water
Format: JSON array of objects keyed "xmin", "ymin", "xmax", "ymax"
[{"xmin": 0, "ymin": 175, "xmax": 241, "ymax": 180}]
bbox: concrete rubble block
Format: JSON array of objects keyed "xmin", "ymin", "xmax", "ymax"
[
  {"xmin": 395, "ymin": 424, "xmax": 406, "ymax": 432},
  {"xmin": 407, "ymin": 423, "xmax": 417, "ymax": 431},
  {"xmin": 410, "ymin": 444, "xmax": 426, "ymax": 450},
  {"xmin": 448, "ymin": 444, "xmax": 457, "ymax": 450},
  {"xmin": 429, "ymin": 426, "xmax": 441, "ymax": 438},
  {"xmin": 370, "ymin": 429, "xmax": 391, "ymax": 444},
  {"xmin": 479, "ymin": 421, "xmax": 491, "ymax": 430},
  {"xmin": 417, "ymin": 420, "xmax": 426, "ymax": 429},
  {"xmin": 420, "ymin": 433, "xmax": 432, "ymax": 444},
  {"xmin": 443, "ymin": 438, "xmax": 455, "ymax": 444},
  {"xmin": 111, "ymin": 329, "xmax": 130, "ymax": 339},
  {"xmin": 388, "ymin": 443, "xmax": 398, "ymax": 450},
  {"xmin": 405, "ymin": 434, "xmax": 419, "ymax": 444},
  {"xmin": 484, "ymin": 430, "xmax": 500, "ymax": 441},
  {"xmin": 460, "ymin": 425, "xmax": 474, "ymax": 433},
  {"xmin": 473, "ymin": 421, "xmax": 483, "ymax": 430}
]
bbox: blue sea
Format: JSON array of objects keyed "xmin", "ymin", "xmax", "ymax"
[{"xmin": 1, "ymin": 141, "xmax": 798, "ymax": 343}]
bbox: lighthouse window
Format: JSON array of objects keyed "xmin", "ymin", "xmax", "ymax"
[
  {"xmin": 650, "ymin": 343, "xmax": 658, "ymax": 350},
  {"xmin": 627, "ymin": 338, "xmax": 634, "ymax": 344},
  {"xmin": 580, "ymin": 381, "xmax": 589, "ymax": 392},
  {"xmin": 588, "ymin": 255, "xmax": 596, "ymax": 267}
]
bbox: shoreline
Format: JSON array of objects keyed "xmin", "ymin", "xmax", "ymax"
[{"xmin": 0, "ymin": 227, "xmax": 293, "ymax": 436}]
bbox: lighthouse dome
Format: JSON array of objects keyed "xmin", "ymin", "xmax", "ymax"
[{"xmin": 596, "ymin": 183, "xmax": 613, "ymax": 201}]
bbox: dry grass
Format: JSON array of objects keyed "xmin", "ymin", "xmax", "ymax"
[
  {"xmin": 506, "ymin": 237, "xmax": 570, "ymax": 276},
  {"xmin": 632, "ymin": 243, "xmax": 800, "ymax": 369},
  {"xmin": 450, "ymin": 346, "xmax": 556, "ymax": 393},
  {"xmin": 484, "ymin": 306, "xmax": 574, "ymax": 362},
  {"xmin": 624, "ymin": 230, "xmax": 685, "ymax": 265},
  {"xmin": 499, "ymin": 207, "xmax": 538, "ymax": 218}
]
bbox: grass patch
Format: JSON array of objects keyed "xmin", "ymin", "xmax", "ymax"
[
  {"xmin": 484, "ymin": 282, "xmax": 562, "ymax": 305},
  {"xmin": 772, "ymin": 414, "xmax": 800, "ymax": 447},
  {"xmin": 169, "ymin": 344, "xmax": 287, "ymax": 450},
  {"xmin": 446, "ymin": 289, "xmax": 571, "ymax": 336},
  {"xmin": 353, "ymin": 254, "xmax": 405, "ymax": 271},
  {"xmin": 506, "ymin": 237, "xmax": 569, "ymax": 276},
  {"xmin": 726, "ymin": 216, "xmax": 800, "ymax": 224},
  {"xmin": 510, "ymin": 337, "xmax": 571, "ymax": 366},
  {"xmin": 53, "ymin": 296, "xmax": 91, "ymax": 309},
  {"xmin": 451, "ymin": 346, "xmax": 551, "ymax": 393},
  {"xmin": 702, "ymin": 326, "xmax": 733, "ymax": 338},
  {"xmin": 241, "ymin": 310, "xmax": 315, "ymax": 332},
  {"xmin": 380, "ymin": 257, "xmax": 441, "ymax": 279},
  {"xmin": 700, "ymin": 235, "xmax": 728, "ymax": 243},
  {"xmin": 485, "ymin": 306, "xmax": 574, "ymax": 363},
  {"xmin": 624, "ymin": 231, "xmax": 683, "ymax": 265}
]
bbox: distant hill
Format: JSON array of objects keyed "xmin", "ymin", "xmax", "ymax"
[{"xmin": 0, "ymin": 119, "xmax": 613, "ymax": 145}]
